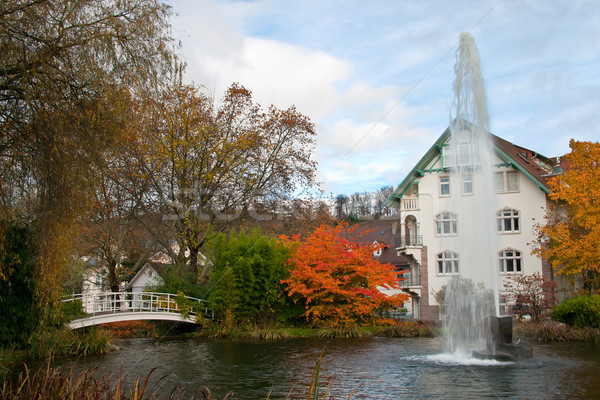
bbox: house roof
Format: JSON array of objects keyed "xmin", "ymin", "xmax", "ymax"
[
  {"xmin": 125, "ymin": 262, "xmax": 167, "ymax": 290},
  {"xmin": 386, "ymin": 125, "xmax": 561, "ymax": 206},
  {"xmin": 341, "ymin": 221, "xmax": 411, "ymax": 266}
]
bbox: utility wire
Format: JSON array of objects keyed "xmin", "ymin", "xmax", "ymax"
[{"xmin": 340, "ymin": 0, "xmax": 504, "ymax": 160}]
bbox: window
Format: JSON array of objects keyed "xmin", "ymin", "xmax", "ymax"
[
  {"xmin": 499, "ymin": 249, "xmax": 522, "ymax": 273},
  {"xmin": 437, "ymin": 251, "xmax": 459, "ymax": 275},
  {"xmin": 495, "ymin": 170, "xmax": 519, "ymax": 193},
  {"xmin": 439, "ymin": 176, "xmax": 450, "ymax": 196},
  {"xmin": 435, "ymin": 212, "xmax": 457, "ymax": 235},
  {"xmin": 497, "ymin": 209, "xmax": 520, "ymax": 232},
  {"xmin": 462, "ymin": 173, "xmax": 473, "ymax": 194},
  {"xmin": 373, "ymin": 242, "xmax": 382, "ymax": 257}
]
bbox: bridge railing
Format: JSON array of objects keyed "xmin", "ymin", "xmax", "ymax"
[{"xmin": 62, "ymin": 291, "xmax": 213, "ymax": 321}]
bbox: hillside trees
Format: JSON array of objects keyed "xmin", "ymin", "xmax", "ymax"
[
  {"xmin": 0, "ymin": 0, "xmax": 178, "ymax": 320},
  {"xmin": 130, "ymin": 83, "xmax": 318, "ymax": 283},
  {"xmin": 281, "ymin": 223, "xmax": 408, "ymax": 327},
  {"xmin": 534, "ymin": 140, "xmax": 600, "ymax": 293}
]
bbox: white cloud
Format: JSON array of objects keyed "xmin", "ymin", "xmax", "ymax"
[{"xmin": 170, "ymin": 0, "xmax": 600, "ymax": 195}]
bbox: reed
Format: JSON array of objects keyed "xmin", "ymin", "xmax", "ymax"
[
  {"xmin": 245, "ymin": 326, "xmax": 295, "ymax": 340},
  {"xmin": 1, "ymin": 362, "xmax": 184, "ymax": 399},
  {"xmin": 27, "ymin": 327, "xmax": 114, "ymax": 360},
  {"xmin": 315, "ymin": 325, "xmax": 367, "ymax": 338}
]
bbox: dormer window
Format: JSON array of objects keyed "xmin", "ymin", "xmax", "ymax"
[{"xmin": 373, "ymin": 241, "xmax": 382, "ymax": 257}]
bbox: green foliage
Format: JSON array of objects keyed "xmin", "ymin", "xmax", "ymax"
[
  {"xmin": 60, "ymin": 299, "xmax": 86, "ymax": 322},
  {"xmin": 154, "ymin": 264, "xmax": 208, "ymax": 300},
  {"xmin": 316, "ymin": 325, "xmax": 365, "ymax": 338},
  {"xmin": 245, "ymin": 326, "xmax": 294, "ymax": 340},
  {"xmin": 552, "ymin": 295, "xmax": 600, "ymax": 328},
  {"xmin": 174, "ymin": 291, "xmax": 194, "ymax": 319},
  {"xmin": 207, "ymin": 228, "xmax": 294, "ymax": 325},
  {"xmin": 0, "ymin": 222, "xmax": 39, "ymax": 348},
  {"xmin": 28, "ymin": 328, "xmax": 114, "ymax": 360}
]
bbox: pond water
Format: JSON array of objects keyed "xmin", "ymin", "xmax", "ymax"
[{"xmin": 52, "ymin": 336, "xmax": 600, "ymax": 399}]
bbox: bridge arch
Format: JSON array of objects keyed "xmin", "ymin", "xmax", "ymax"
[{"xmin": 63, "ymin": 291, "xmax": 213, "ymax": 330}]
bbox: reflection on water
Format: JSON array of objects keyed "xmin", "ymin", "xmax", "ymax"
[{"xmin": 52, "ymin": 337, "xmax": 600, "ymax": 399}]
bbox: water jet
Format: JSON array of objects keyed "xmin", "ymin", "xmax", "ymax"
[{"xmin": 441, "ymin": 33, "xmax": 532, "ymax": 362}]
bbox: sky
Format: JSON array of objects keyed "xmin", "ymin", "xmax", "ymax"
[{"xmin": 168, "ymin": 0, "xmax": 599, "ymax": 196}]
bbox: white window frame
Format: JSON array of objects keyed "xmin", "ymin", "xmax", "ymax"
[
  {"xmin": 495, "ymin": 170, "xmax": 519, "ymax": 193},
  {"xmin": 437, "ymin": 251, "xmax": 459, "ymax": 275},
  {"xmin": 439, "ymin": 175, "xmax": 450, "ymax": 197},
  {"xmin": 462, "ymin": 173, "xmax": 473, "ymax": 195},
  {"xmin": 497, "ymin": 208, "xmax": 520, "ymax": 233},
  {"xmin": 435, "ymin": 212, "xmax": 458, "ymax": 236},
  {"xmin": 499, "ymin": 249, "xmax": 522, "ymax": 273},
  {"xmin": 373, "ymin": 241, "xmax": 382, "ymax": 257}
]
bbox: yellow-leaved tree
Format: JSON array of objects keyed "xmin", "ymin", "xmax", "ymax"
[
  {"xmin": 130, "ymin": 83, "xmax": 318, "ymax": 283},
  {"xmin": 534, "ymin": 140, "xmax": 600, "ymax": 293}
]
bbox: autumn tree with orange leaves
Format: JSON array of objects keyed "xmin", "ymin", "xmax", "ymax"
[
  {"xmin": 534, "ymin": 140, "xmax": 600, "ymax": 293},
  {"xmin": 281, "ymin": 223, "xmax": 408, "ymax": 327}
]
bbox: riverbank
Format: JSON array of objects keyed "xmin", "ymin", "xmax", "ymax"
[{"xmin": 513, "ymin": 319, "xmax": 600, "ymax": 343}]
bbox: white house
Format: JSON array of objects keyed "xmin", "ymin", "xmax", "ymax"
[{"xmin": 385, "ymin": 127, "xmax": 558, "ymax": 320}]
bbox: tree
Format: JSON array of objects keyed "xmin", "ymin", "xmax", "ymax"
[
  {"xmin": 0, "ymin": 0, "xmax": 178, "ymax": 320},
  {"xmin": 207, "ymin": 228, "xmax": 293, "ymax": 327},
  {"xmin": 534, "ymin": 140, "xmax": 600, "ymax": 293},
  {"xmin": 131, "ymin": 83, "xmax": 317, "ymax": 282},
  {"xmin": 334, "ymin": 194, "xmax": 349, "ymax": 220},
  {"xmin": 77, "ymin": 140, "xmax": 156, "ymax": 292},
  {"xmin": 281, "ymin": 223, "xmax": 408, "ymax": 327},
  {"xmin": 503, "ymin": 272, "xmax": 555, "ymax": 323},
  {"xmin": 0, "ymin": 222, "xmax": 37, "ymax": 347}
]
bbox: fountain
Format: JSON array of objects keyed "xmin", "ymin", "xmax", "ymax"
[{"xmin": 441, "ymin": 33, "xmax": 532, "ymax": 361}]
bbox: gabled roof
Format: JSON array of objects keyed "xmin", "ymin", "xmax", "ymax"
[
  {"xmin": 125, "ymin": 262, "xmax": 166, "ymax": 290},
  {"xmin": 341, "ymin": 221, "xmax": 411, "ymax": 266},
  {"xmin": 386, "ymin": 125, "xmax": 560, "ymax": 206}
]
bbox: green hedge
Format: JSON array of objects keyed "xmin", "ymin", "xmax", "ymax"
[{"xmin": 552, "ymin": 295, "xmax": 600, "ymax": 328}]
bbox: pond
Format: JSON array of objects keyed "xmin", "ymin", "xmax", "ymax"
[{"xmin": 53, "ymin": 336, "xmax": 600, "ymax": 399}]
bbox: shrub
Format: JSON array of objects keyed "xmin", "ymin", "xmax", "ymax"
[
  {"xmin": 376, "ymin": 321, "xmax": 434, "ymax": 338},
  {"xmin": 60, "ymin": 299, "xmax": 86, "ymax": 322},
  {"xmin": 551, "ymin": 295, "xmax": 600, "ymax": 328},
  {"xmin": 0, "ymin": 222, "xmax": 38, "ymax": 348},
  {"xmin": 28, "ymin": 328, "xmax": 114, "ymax": 360}
]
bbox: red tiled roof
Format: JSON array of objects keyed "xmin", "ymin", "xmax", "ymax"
[{"xmin": 492, "ymin": 134, "xmax": 563, "ymax": 193}]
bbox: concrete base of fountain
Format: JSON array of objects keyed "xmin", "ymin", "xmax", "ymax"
[{"xmin": 471, "ymin": 316, "xmax": 533, "ymax": 361}]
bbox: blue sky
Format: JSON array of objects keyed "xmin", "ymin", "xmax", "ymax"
[{"xmin": 169, "ymin": 0, "xmax": 599, "ymax": 196}]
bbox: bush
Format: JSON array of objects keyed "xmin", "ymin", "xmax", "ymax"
[
  {"xmin": 376, "ymin": 321, "xmax": 435, "ymax": 338},
  {"xmin": 28, "ymin": 328, "xmax": 114, "ymax": 360},
  {"xmin": 551, "ymin": 295, "xmax": 600, "ymax": 328},
  {"xmin": 0, "ymin": 222, "xmax": 38, "ymax": 348}
]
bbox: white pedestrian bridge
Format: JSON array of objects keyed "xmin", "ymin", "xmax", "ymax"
[{"xmin": 63, "ymin": 291, "xmax": 213, "ymax": 330}]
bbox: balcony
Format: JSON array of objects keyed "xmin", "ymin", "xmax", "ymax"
[
  {"xmin": 401, "ymin": 197, "xmax": 419, "ymax": 211},
  {"xmin": 395, "ymin": 235, "xmax": 423, "ymax": 249},
  {"xmin": 398, "ymin": 275, "xmax": 421, "ymax": 288}
]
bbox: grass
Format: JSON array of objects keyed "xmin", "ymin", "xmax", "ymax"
[
  {"xmin": 1, "ymin": 350, "xmax": 358, "ymax": 400},
  {"xmin": 27, "ymin": 327, "xmax": 115, "ymax": 360},
  {"xmin": 1, "ymin": 362, "xmax": 185, "ymax": 399},
  {"xmin": 513, "ymin": 320, "xmax": 600, "ymax": 343}
]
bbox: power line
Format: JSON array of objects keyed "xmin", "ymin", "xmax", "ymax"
[{"xmin": 340, "ymin": 0, "xmax": 504, "ymax": 160}]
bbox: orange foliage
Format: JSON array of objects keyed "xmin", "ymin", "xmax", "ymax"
[
  {"xmin": 103, "ymin": 321, "xmax": 156, "ymax": 338},
  {"xmin": 281, "ymin": 223, "xmax": 408, "ymax": 327},
  {"xmin": 534, "ymin": 140, "xmax": 600, "ymax": 282}
]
